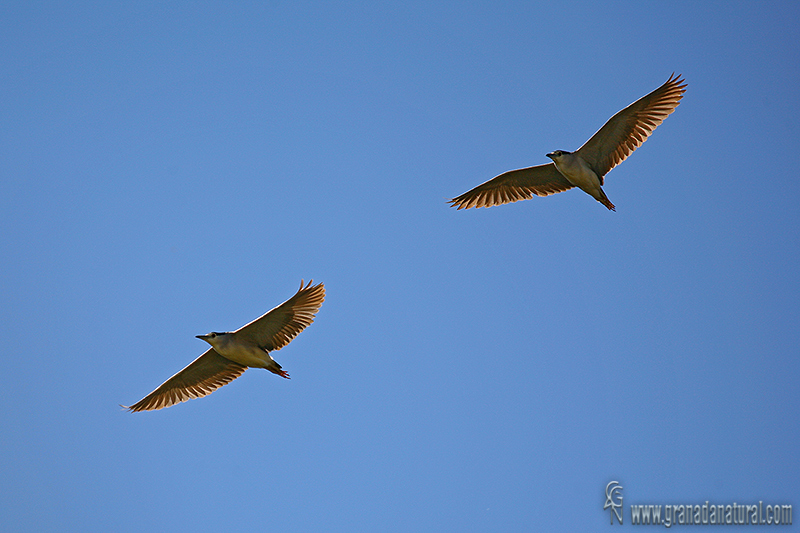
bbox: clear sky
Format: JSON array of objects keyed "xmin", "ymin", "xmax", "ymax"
[{"xmin": 1, "ymin": 1, "xmax": 798, "ymax": 531}]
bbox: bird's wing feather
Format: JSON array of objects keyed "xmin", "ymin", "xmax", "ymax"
[
  {"xmin": 234, "ymin": 280, "xmax": 325, "ymax": 351},
  {"xmin": 124, "ymin": 348, "xmax": 246, "ymax": 412},
  {"xmin": 448, "ymin": 163, "xmax": 573, "ymax": 209},
  {"xmin": 576, "ymin": 74, "xmax": 687, "ymax": 180}
]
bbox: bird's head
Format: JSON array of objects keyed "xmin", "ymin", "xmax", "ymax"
[
  {"xmin": 196, "ymin": 332, "xmax": 230, "ymax": 348},
  {"xmin": 546, "ymin": 150, "xmax": 570, "ymax": 161}
]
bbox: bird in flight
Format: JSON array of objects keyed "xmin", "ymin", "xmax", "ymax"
[
  {"xmin": 124, "ymin": 280, "xmax": 325, "ymax": 412},
  {"xmin": 449, "ymin": 74, "xmax": 687, "ymax": 211}
]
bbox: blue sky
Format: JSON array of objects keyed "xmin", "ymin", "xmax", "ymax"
[{"xmin": 1, "ymin": 1, "xmax": 798, "ymax": 530}]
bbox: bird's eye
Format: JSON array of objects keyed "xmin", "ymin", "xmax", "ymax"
[{"xmin": 209, "ymin": 333, "xmax": 216, "ymax": 338}]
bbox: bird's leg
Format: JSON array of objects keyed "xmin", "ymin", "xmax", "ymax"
[
  {"xmin": 259, "ymin": 346, "xmax": 291, "ymax": 378},
  {"xmin": 264, "ymin": 359, "xmax": 291, "ymax": 379},
  {"xmin": 599, "ymin": 194, "xmax": 616, "ymax": 211}
]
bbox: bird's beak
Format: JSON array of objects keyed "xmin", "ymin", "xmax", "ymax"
[
  {"xmin": 196, "ymin": 334, "xmax": 208, "ymax": 340},
  {"xmin": 545, "ymin": 152, "xmax": 555, "ymax": 160}
]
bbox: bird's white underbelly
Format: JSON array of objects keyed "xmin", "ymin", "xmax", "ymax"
[
  {"xmin": 218, "ymin": 345, "xmax": 273, "ymax": 368},
  {"xmin": 555, "ymin": 159, "xmax": 601, "ymax": 193}
]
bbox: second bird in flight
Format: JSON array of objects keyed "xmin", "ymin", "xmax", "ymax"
[{"xmin": 449, "ymin": 74, "xmax": 687, "ymax": 211}]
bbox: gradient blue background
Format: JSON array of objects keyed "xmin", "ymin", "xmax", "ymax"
[{"xmin": 1, "ymin": 1, "xmax": 797, "ymax": 530}]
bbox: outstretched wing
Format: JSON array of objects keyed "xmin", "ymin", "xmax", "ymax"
[
  {"xmin": 234, "ymin": 280, "xmax": 325, "ymax": 351},
  {"xmin": 449, "ymin": 163, "xmax": 573, "ymax": 209},
  {"xmin": 124, "ymin": 348, "xmax": 246, "ymax": 412},
  {"xmin": 576, "ymin": 73, "xmax": 687, "ymax": 179}
]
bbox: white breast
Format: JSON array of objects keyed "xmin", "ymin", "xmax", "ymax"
[{"xmin": 553, "ymin": 153, "xmax": 605, "ymax": 200}]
